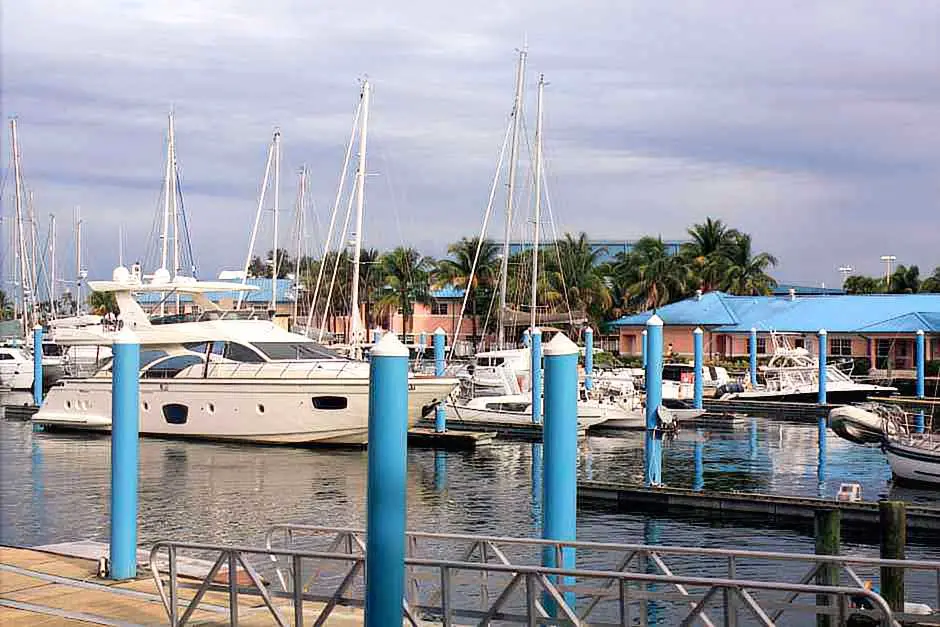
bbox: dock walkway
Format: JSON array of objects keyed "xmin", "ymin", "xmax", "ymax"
[{"xmin": 0, "ymin": 544, "xmax": 363, "ymax": 626}]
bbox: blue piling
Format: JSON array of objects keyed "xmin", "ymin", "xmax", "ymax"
[
  {"xmin": 541, "ymin": 333, "xmax": 579, "ymax": 613},
  {"xmin": 584, "ymin": 326, "xmax": 594, "ymax": 391},
  {"xmin": 433, "ymin": 328, "xmax": 446, "ymax": 433},
  {"xmin": 110, "ymin": 329, "xmax": 140, "ymax": 580},
  {"xmin": 641, "ymin": 329, "xmax": 648, "ymax": 370},
  {"xmin": 32, "ymin": 325, "xmax": 43, "ymax": 407},
  {"xmin": 749, "ymin": 327, "xmax": 758, "ymax": 388},
  {"xmin": 693, "ymin": 430, "xmax": 704, "ymax": 491},
  {"xmin": 531, "ymin": 328, "xmax": 543, "ymax": 425},
  {"xmin": 693, "ymin": 327, "xmax": 704, "ymax": 410},
  {"xmin": 645, "ymin": 315, "xmax": 664, "ymax": 487},
  {"xmin": 818, "ymin": 329, "xmax": 828, "ymax": 405},
  {"xmin": 916, "ymin": 330, "xmax": 925, "ymax": 433},
  {"xmin": 365, "ymin": 334, "xmax": 410, "ymax": 627}
]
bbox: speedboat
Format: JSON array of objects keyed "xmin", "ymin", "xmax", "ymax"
[
  {"xmin": 32, "ymin": 269, "xmax": 458, "ymax": 445},
  {"xmin": 723, "ymin": 333, "xmax": 896, "ymax": 403}
]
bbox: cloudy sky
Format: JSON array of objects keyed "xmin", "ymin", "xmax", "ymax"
[{"xmin": 2, "ymin": 1, "xmax": 939, "ymax": 290}]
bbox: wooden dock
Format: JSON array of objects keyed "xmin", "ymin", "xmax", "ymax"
[
  {"xmin": 416, "ymin": 417, "xmax": 587, "ymax": 441},
  {"xmin": 578, "ymin": 480, "xmax": 940, "ymax": 530},
  {"xmin": 702, "ymin": 398, "xmax": 838, "ymax": 422},
  {"xmin": 0, "ymin": 543, "xmax": 363, "ymax": 626},
  {"xmin": 1, "ymin": 404, "xmax": 38, "ymax": 421},
  {"xmin": 407, "ymin": 427, "xmax": 497, "ymax": 449}
]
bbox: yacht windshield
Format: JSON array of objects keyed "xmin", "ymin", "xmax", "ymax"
[{"xmin": 252, "ymin": 342, "xmax": 342, "ymax": 360}]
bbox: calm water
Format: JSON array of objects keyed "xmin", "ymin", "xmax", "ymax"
[{"xmin": 2, "ymin": 397, "xmax": 939, "ymax": 622}]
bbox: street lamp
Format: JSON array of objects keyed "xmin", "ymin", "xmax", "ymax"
[
  {"xmin": 838, "ymin": 265, "xmax": 853, "ymax": 286},
  {"xmin": 879, "ymin": 255, "xmax": 897, "ymax": 287}
]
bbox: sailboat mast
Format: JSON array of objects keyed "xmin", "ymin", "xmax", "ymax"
[
  {"xmin": 75, "ymin": 207, "xmax": 83, "ymax": 314},
  {"xmin": 271, "ymin": 130, "xmax": 281, "ymax": 311},
  {"xmin": 49, "ymin": 213, "xmax": 56, "ymax": 314},
  {"xmin": 10, "ymin": 119, "xmax": 31, "ymax": 333},
  {"xmin": 160, "ymin": 113, "xmax": 173, "ymax": 274},
  {"xmin": 348, "ymin": 80, "xmax": 371, "ymax": 354},
  {"xmin": 169, "ymin": 115, "xmax": 182, "ymax": 313},
  {"xmin": 529, "ymin": 74, "xmax": 545, "ymax": 333},
  {"xmin": 292, "ymin": 167, "xmax": 307, "ymax": 325},
  {"xmin": 498, "ymin": 47, "xmax": 527, "ymax": 348}
]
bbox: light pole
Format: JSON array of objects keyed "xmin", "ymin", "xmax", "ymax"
[
  {"xmin": 837, "ymin": 265, "xmax": 853, "ymax": 287},
  {"xmin": 879, "ymin": 255, "xmax": 897, "ymax": 287}
]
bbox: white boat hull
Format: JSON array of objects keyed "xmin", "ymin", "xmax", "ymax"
[
  {"xmin": 447, "ymin": 398, "xmax": 631, "ymax": 428},
  {"xmin": 33, "ymin": 376, "xmax": 456, "ymax": 445},
  {"xmin": 884, "ymin": 439, "xmax": 940, "ymax": 486},
  {"xmin": 829, "ymin": 405, "xmax": 886, "ymax": 445}
]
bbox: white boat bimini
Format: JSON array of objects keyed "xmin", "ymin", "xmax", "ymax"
[{"xmin": 32, "ymin": 270, "xmax": 457, "ymax": 445}]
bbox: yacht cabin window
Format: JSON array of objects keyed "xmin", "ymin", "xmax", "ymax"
[
  {"xmin": 253, "ymin": 342, "xmax": 341, "ymax": 361},
  {"xmin": 142, "ymin": 354, "xmax": 205, "ymax": 378}
]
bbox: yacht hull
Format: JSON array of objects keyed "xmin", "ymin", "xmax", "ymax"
[
  {"xmin": 729, "ymin": 385, "xmax": 895, "ymax": 404},
  {"xmin": 33, "ymin": 376, "xmax": 456, "ymax": 446},
  {"xmin": 884, "ymin": 439, "xmax": 940, "ymax": 486}
]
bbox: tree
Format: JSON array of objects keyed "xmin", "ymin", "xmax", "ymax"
[
  {"xmin": 843, "ymin": 275, "xmax": 883, "ymax": 294},
  {"xmin": 921, "ymin": 267, "xmax": 940, "ymax": 293},
  {"xmin": 720, "ymin": 233, "xmax": 778, "ymax": 296},
  {"xmin": 375, "ymin": 247, "xmax": 435, "ymax": 335},
  {"xmin": 614, "ymin": 236, "xmax": 692, "ymax": 310},
  {"xmin": 88, "ymin": 290, "xmax": 118, "ymax": 315},
  {"xmin": 436, "ymin": 237, "xmax": 500, "ymax": 349},
  {"xmin": 247, "ymin": 249, "xmax": 294, "ymax": 279},
  {"xmin": 0, "ymin": 290, "xmax": 12, "ymax": 320},
  {"xmin": 889, "ymin": 264, "xmax": 920, "ymax": 294},
  {"xmin": 542, "ymin": 232, "xmax": 612, "ymax": 329},
  {"xmin": 682, "ymin": 217, "xmax": 739, "ymax": 292}
]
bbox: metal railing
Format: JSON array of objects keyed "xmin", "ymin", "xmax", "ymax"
[
  {"xmin": 266, "ymin": 524, "xmax": 940, "ymax": 624},
  {"xmin": 150, "ymin": 538, "xmax": 899, "ymax": 626}
]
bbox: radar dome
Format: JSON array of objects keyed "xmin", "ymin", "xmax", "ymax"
[
  {"xmin": 152, "ymin": 267, "xmax": 171, "ymax": 286},
  {"xmin": 112, "ymin": 266, "xmax": 130, "ymax": 283}
]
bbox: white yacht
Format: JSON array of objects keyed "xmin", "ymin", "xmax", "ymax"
[
  {"xmin": 723, "ymin": 333, "xmax": 896, "ymax": 403},
  {"xmin": 0, "ymin": 344, "xmax": 33, "ymax": 391},
  {"xmin": 32, "ymin": 271, "xmax": 458, "ymax": 445}
]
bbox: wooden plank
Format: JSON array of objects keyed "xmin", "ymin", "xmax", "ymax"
[{"xmin": 0, "ymin": 606, "xmax": 93, "ymax": 626}]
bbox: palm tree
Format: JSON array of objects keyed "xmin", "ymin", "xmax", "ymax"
[
  {"xmin": 88, "ymin": 290, "xmax": 118, "ymax": 315},
  {"xmin": 721, "ymin": 233, "xmax": 778, "ymax": 295},
  {"xmin": 375, "ymin": 247, "xmax": 435, "ymax": 336},
  {"xmin": 436, "ymin": 237, "xmax": 499, "ymax": 349},
  {"xmin": 358, "ymin": 248, "xmax": 383, "ymax": 329},
  {"xmin": 614, "ymin": 236, "xmax": 692, "ymax": 310},
  {"xmin": 682, "ymin": 218, "xmax": 739, "ymax": 292},
  {"xmin": 542, "ymin": 232, "xmax": 612, "ymax": 328},
  {"xmin": 889, "ymin": 265, "xmax": 920, "ymax": 294},
  {"xmin": 920, "ymin": 267, "xmax": 940, "ymax": 293},
  {"xmin": 0, "ymin": 289, "xmax": 12, "ymax": 320}
]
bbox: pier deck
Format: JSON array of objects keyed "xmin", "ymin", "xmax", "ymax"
[{"xmin": 0, "ymin": 545, "xmax": 363, "ymax": 626}]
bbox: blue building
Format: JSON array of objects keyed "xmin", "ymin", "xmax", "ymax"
[{"xmin": 609, "ymin": 291, "xmax": 940, "ymax": 369}]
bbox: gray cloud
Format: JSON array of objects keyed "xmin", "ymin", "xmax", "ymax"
[{"xmin": 2, "ymin": 0, "xmax": 939, "ymax": 292}]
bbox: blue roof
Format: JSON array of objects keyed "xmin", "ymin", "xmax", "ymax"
[
  {"xmin": 136, "ymin": 278, "xmax": 295, "ymax": 305},
  {"xmin": 610, "ymin": 292, "xmax": 940, "ymax": 333}
]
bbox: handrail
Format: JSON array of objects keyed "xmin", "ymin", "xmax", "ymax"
[{"xmin": 149, "ymin": 538, "xmax": 899, "ymax": 626}]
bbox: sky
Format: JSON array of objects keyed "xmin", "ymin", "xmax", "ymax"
[{"xmin": 2, "ymin": 1, "xmax": 939, "ymax": 292}]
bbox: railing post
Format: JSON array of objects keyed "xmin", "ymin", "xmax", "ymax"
[
  {"xmin": 815, "ymin": 508, "xmax": 841, "ymax": 627},
  {"xmin": 749, "ymin": 327, "xmax": 758, "ymax": 388},
  {"xmin": 818, "ymin": 329, "xmax": 828, "ymax": 404},
  {"xmin": 584, "ymin": 326, "xmax": 594, "ymax": 391},
  {"xmin": 645, "ymin": 315, "xmax": 663, "ymax": 487},
  {"xmin": 110, "ymin": 329, "xmax": 140, "ymax": 580},
  {"xmin": 531, "ymin": 327, "xmax": 542, "ymax": 425},
  {"xmin": 693, "ymin": 327, "xmax": 703, "ymax": 410},
  {"xmin": 433, "ymin": 327, "xmax": 447, "ymax": 433},
  {"xmin": 915, "ymin": 329, "xmax": 925, "ymax": 433},
  {"xmin": 541, "ymin": 332, "xmax": 579, "ymax": 613},
  {"xmin": 32, "ymin": 324, "xmax": 43, "ymax": 406},
  {"xmin": 365, "ymin": 334, "xmax": 410, "ymax": 627},
  {"xmin": 879, "ymin": 501, "xmax": 906, "ymax": 613}
]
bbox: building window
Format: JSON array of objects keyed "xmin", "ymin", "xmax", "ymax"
[
  {"xmin": 431, "ymin": 301, "xmax": 448, "ymax": 316},
  {"xmin": 756, "ymin": 338, "xmax": 767, "ymax": 355},
  {"xmin": 829, "ymin": 338, "xmax": 852, "ymax": 357}
]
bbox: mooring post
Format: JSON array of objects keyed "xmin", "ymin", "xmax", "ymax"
[
  {"xmin": 541, "ymin": 333, "xmax": 579, "ymax": 613},
  {"xmin": 645, "ymin": 315, "xmax": 664, "ymax": 487},
  {"xmin": 693, "ymin": 429, "xmax": 704, "ymax": 491},
  {"xmin": 109, "ymin": 329, "xmax": 140, "ymax": 580},
  {"xmin": 915, "ymin": 329, "xmax": 925, "ymax": 433},
  {"xmin": 814, "ymin": 508, "xmax": 841, "ymax": 627},
  {"xmin": 818, "ymin": 329, "xmax": 828, "ymax": 404},
  {"xmin": 693, "ymin": 327, "xmax": 704, "ymax": 410},
  {"xmin": 365, "ymin": 333, "xmax": 410, "ymax": 627},
  {"xmin": 584, "ymin": 326, "xmax": 594, "ymax": 391},
  {"xmin": 749, "ymin": 327, "xmax": 758, "ymax": 388},
  {"xmin": 641, "ymin": 329, "xmax": 648, "ymax": 369},
  {"xmin": 879, "ymin": 501, "xmax": 906, "ymax": 613},
  {"xmin": 531, "ymin": 327, "xmax": 543, "ymax": 425},
  {"xmin": 32, "ymin": 325, "xmax": 43, "ymax": 406},
  {"xmin": 433, "ymin": 327, "xmax": 446, "ymax": 433}
]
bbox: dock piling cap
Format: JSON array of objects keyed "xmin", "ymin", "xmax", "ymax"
[
  {"xmin": 543, "ymin": 332, "xmax": 579, "ymax": 357},
  {"xmin": 113, "ymin": 327, "xmax": 139, "ymax": 345},
  {"xmin": 372, "ymin": 332, "xmax": 410, "ymax": 357},
  {"xmin": 694, "ymin": 327, "xmax": 703, "ymax": 335},
  {"xmin": 646, "ymin": 314, "xmax": 663, "ymax": 327},
  {"xmin": 433, "ymin": 327, "xmax": 446, "ymax": 336}
]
